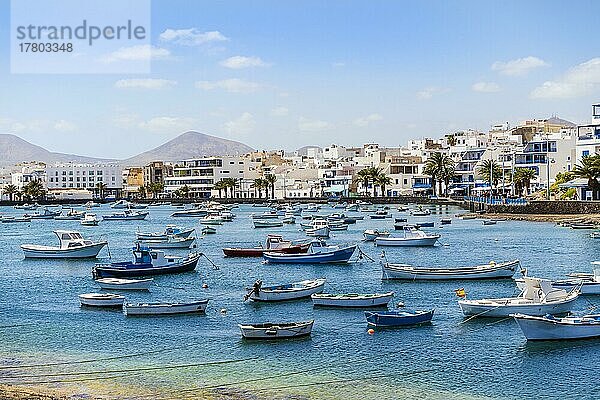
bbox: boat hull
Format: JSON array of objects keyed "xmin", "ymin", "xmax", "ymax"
[
  {"xmin": 21, "ymin": 242, "xmax": 107, "ymax": 259},
  {"xmin": 382, "ymin": 261, "xmax": 519, "ymax": 280},
  {"xmin": 93, "ymin": 255, "xmax": 200, "ymax": 278},
  {"xmin": 124, "ymin": 300, "xmax": 208, "ymax": 315},
  {"xmin": 312, "ymin": 292, "xmax": 394, "ymax": 307},
  {"xmin": 375, "ymin": 236, "xmax": 438, "ymax": 246},
  {"xmin": 239, "ymin": 320, "xmax": 314, "ymax": 339},
  {"xmin": 250, "ymin": 280, "xmax": 326, "ymax": 302},
  {"xmin": 79, "ymin": 294, "xmax": 124, "ymax": 308},
  {"xmin": 262, "ymin": 246, "xmax": 356, "ymax": 264},
  {"xmin": 365, "ymin": 309, "xmax": 434, "ymax": 327},
  {"xmin": 96, "ymin": 278, "xmax": 153, "ymax": 290},
  {"xmin": 459, "ymin": 296, "xmax": 578, "ymax": 318},
  {"xmin": 138, "ymin": 237, "xmax": 195, "ymax": 249},
  {"xmin": 513, "ymin": 314, "xmax": 600, "ymax": 340}
]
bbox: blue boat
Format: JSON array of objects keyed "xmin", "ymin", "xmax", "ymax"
[
  {"xmin": 415, "ymin": 222, "xmax": 435, "ymax": 228},
  {"xmin": 263, "ymin": 241, "xmax": 356, "ymax": 264},
  {"xmin": 92, "ymin": 244, "xmax": 200, "ymax": 278},
  {"xmin": 364, "ymin": 309, "xmax": 434, "ymax": 327}
]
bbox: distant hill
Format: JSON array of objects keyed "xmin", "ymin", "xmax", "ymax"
[
  {"xmin": 123, "ymin": 131, "xmax": 254, "ymax": 165},
  {"xmin": 0, "ymin": 134, "xmax": 113, "ymax": 166},
  {"xmin": 0, "ymin": 131, "xmax": 254, "ymax": 167}
]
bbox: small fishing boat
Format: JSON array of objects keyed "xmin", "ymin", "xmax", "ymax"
[
  {"xmin": 81, "ymin": 213, "xmax": 100, "ymax": 226},
  {"xmin": 512, "ymin": 313, "xmax": 600, "ymax": 340},
  {"xmin": 282, "ymin": 216, "xmax": 296, "ymax": 224},
  {"xmin": 21, "ymin": 230, "xmax": 107, "ymax": 258},
  {"xmin": 440, "ymin": 218, "xmax": 452, "ymax": 225},
  {"xmin": 370, "ymin": 214, "xmax": 388, "ymax": 220},
  {"xmin": 200, "ymin": 215, "xmax": 223, "ymax": 225},
  {"xmin": 24, "ymin": 207, "xmax": 61, "ymax": 219},
  {"xmin": 375, "ymin": 226, "xmax": 439, "ymax": 247},
  {"xmin": 458, "ymin": 214, "xmax": 477, "ymax": 220},
  {"xmin": 54, "ymin": 208, "xmax": 85, "ymax": 220},
  {"xmin": 136, "ymin": 226, "xmax": 195, "ymax": 241},
  {"xmin": 202, "ymin": 226, "xmax": 217, "ymax": 234},
  {"xmin": 382, "ymin": 260, "xmax": 520, "ymax": 280},
  {"xmin": 328, "ymin": 222, "xmax": 348, "ymax": 231},
  {"xmin": 96, "ymin": 277, "xmax": 153, "ymax": 290},
  {"xmin": 84, "ymin": 201, "xmax": 100, "ymax": 208},
  {"xmin": 590, "ymin": 232, "xmax": 600, "ymax": 239},
  {"xmin": 458, "ymin": 277, "xmax": 580, "ymax": 318},
  {"xmin": 305, "ymin": 219, "xmax": 331, "ymax": 238},
  {"xmin": 171, "ymin": 209, "xmax": 207, "ymax": 218},
  {"xmin": 244, "ymin": 278, "xmax": 326, "ymax": 302},
  {"xmin": 415, "ymin": 221, "xmax": 435, "ymax": 228},
  {"xmin": 93, "ymin": 245, "xmax": 200, "ymax": 278},
  {"xmin": 14, "ymin": 203, "xmax": 39, "ymax": 210},
  {"xmin": 516, "ymin": 262, "xmax": 600, "ymax": 295},
  {"xmin": 251, "ymin": 211, "xmax": 280, "ymax": 219},
  {"xmin": 239, "ymin": 320, "xmax": 314, "ymax": 339},
  {"xmin": 410, "ymin": 208, "xmax": 431, "ymax": 216},
  {"xmin": 395, "ymin": 218, "xmax": 408, "ymax": 223},
  {"xmin": 345, "ymin": 204, "xmax": 359, "ymax": 212},
  {"xmin": 363, "ymin": 230, "xmax": 390, "ymax": 241},
  {"xmin": 1, "ymin": 216, "xmax": 31, "ymax": 223},
  {"xmin": 312, "ymin": 292, "xmax": 394, "ymax": 308},
  {"xmin": 253, "ymin": 219, "xmax": 283, "ymax": 228},
  {"xmin": 223, "ymin": 235, "xmax": 311, "ymax": 257},
  {"xmin": 263, "ymin": 241, "xmax": 356, "ymax": 264},
  {"xmin": 571, "ymin": 223, "xmax": 597, "ymax": 229},
  {"xmin": 111, "ymin": 200, "xmax": 130, "ymax": 209},
  {"xmin": 138, "ymin": 236, "xmax": 196, "ymax": 249},
  {"xmin": 79, "ymin": 293, "xmax": 125, "ymax": 308},
  {"xmin": 102, "ymin": 210, "xmax": 148, "ymax": 221},
  {"xmin": 482, "ymin": 219, "xmax": 497, "ymax": 226},
  {"xmin": 124, "ymin": 299, "xmax": 209, "ymax": 316},
  {"xmin": 365, "ymin": 309, "xmax": 434, "ymax": 327}
]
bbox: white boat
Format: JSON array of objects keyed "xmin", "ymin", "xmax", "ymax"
[
  {"xmin": 363, "ymin": 230, "xmax": 390, "ymax": 241},
  {"xmin": 1, "ymin": 216, "xmax": 31, "ymax": 223},
  {"xmin": 311, "ymin": 292, "xmax": 394, "ymax": 308},
  {"xmin": 138, "ymin": 236, "xmax": 195, "ymax": 249},
  {"xmin": 25, "ymin": 207, "xmax": 61, "ymax": 219},
  {"xmin": 79, "ymin": 293, "xmax": 124, "ymax": 308},
  {"xmin": 305, "ymin": 219, "xmax": 330, "ymax": 237},
  {"xmin": 54, "ymin": 208, "xmax": 85, "ymax": 220},
  {"xmin": 245, "ymin": 278, "xmax": 326, "ymax": 302},
  {"xmin": 382, "ymin": 260, "xmax": 520, "ymax": 280},
  {"xmin": 21, "ymin": 230, "xmax": 107, "ymax": 258},
  {"xmin": 251, "ymin": 211, "xmax": 280, "ymax": 219},
  {"xmin": 512, "ymin": 313, "xmax": 600, "ymax": 340},
  {"xmin": 199, "ymin": 215, "xmax": 223, "ymax": 225},
  {"xmin": 515, "ymin": 262, "xmax": 600, "ymax": 295},
  {"xmin": 253, "ymin": 219, "xmax": 283, "ymax": 228},
  {"xmin": 95, "ymin": 278, "xmax": 153, "ymax": 290},
  {"xmin": 171, "ymin": 209, "xmax": 207, "ymax": 218},
  {"xmin": 239, "ymin": 320, "xmax": 314, "ymax": 339},
  {"xmin": 14, "ymin": 203, "xmax": 39, "ymax": 210},
  {"xmin": 102, "ymin": 210, "xmax": 148, "ymax": 221},
  {"xmin": 111, "ymin": 200, "xmax": 147, "ymax": 209},
  {"xmin": 84, "ymin": 201, "xmax": 100, "ymax": 208},
  {"xmin": 410, "ymin": 208, "xmax": 431, "ymax": 216},
  {"xmin": 80, "ymin": 213, "xmax": 100, "ymax": 226},
  {"xmin": 282, "ymin": 216, "xmax": 296, "ymax": 224},
  {"xmin": 458, "ymin": 277, "xmax": 580, "ymax": 318},
  {"xmin": 136, "ymin": 226, "xmax": 195, "ymax": 241},
  {"xmin": 345, "ymin": 204, "xmax": 359, "ymax": 212},
  {"xmin": 482, "ymin": 219, "xmax": 497, "ymax": 225},
  {"xmin": 375, "ymin": 226, "xmax": 439, "ymax": 247},
  {"xmin": 124, "ymin": 300, "xmax": 209, "ymax": 316},
  {"xmin": 590, "ymin": 232, "xmax": 600, "ymax": 239}
]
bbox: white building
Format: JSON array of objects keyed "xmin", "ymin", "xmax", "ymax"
[
  {"xmin": 575, "ymin": 104, "xmax": 600, "ymax": 163},
  {"xmin": 11, "ymin": 162, "xmax": 47, "ymax": 189},
  {"xmin": 46, "ymin": 163, "xmax": 122, "ymax": 192}
]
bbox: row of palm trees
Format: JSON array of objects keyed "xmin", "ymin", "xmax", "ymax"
[
  {"xmin": 137, "ymin": 182, "xmax": 165, "ymax": 199},
  {"xmin": 356, "ymin": 167, "xmax": 392, "ymax": 197},
  {"xmin": 212, "ymin": 175, "xmax": 278, "ymax": 199},
  {"xmin": 2, "ymin": 180, "xmax": 46, "ymax": 201},
  {"xmin": 423, "ymin": 152, "xmax": 456, "ymax": 196}
]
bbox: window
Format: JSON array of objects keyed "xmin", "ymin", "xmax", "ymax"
[{"xmin": 583, "ymin": 150, "xmax": 590, "ymax": 157}]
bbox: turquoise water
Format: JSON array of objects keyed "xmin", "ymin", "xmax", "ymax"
[{"xmin": 0, "ymin": 204, "xmax": 599, "ymax": 399}]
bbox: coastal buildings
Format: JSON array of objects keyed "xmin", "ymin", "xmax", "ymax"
[{"xmin": 46, "ymin": 163, "xmax": 122, "ymax": 198}]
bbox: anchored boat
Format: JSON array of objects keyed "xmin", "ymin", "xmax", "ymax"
[
  {"xmin": 512, "ymin": 313, "xmax": 600, "ymax": 340},
  {"xmin": 79, "ymin": 293, "xmax": 125, "ymax": 308},
  {"xmin": 95, "ymin": 277, "xmax": 153, "ymax": 291},
  {"xmin": 245, "ymin": 278, "xmax": 326, "ymax": 302},
  {"xmin": 239, "ymin": 320, "xmax": 314, "ymax": 339},
  {"xmin": 312, "ymin": 292, "xmax": 394, "ymax": 308},
  {"xmin": 124, "ymin": 299, "xmax": 209, "ymax": 316},
  {"xmin": 102, "ymin": 210, "xmax": 148, "ymax": 221},
  {"xmin": 375, "ymin": 226, "xmax": 439, "ymax": 247},
  {"xmin": 92, "ymin": 245, "xmax": 200, "ymax": 278},
  {"xmin": 21, "ymin": 230, "xmax": 107, "ymax": 258},
  {"xmin": 365, "ymin": 309, "xmax": 434, "ymax": 327},
  {"xmin": 223, "ymin": 235, "xmax": 311, "ymax": 257},
  {"xmin": 262, "ymin": 241, "xmax": 356, "ymax": 264},
  {"xmin": 382, "ymin": 260, "xmax": 520, "ymax": 280}
]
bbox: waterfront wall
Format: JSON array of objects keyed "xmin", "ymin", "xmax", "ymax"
[{"xmin": 486, "ymin": 201, "xmax": 600, "ymax": 214}]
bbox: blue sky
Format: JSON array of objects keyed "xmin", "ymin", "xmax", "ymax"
[{"xmin": 1, "ymin": 0, "xmax": 599, "ymax": 159}]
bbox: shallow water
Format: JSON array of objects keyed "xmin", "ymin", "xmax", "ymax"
[{"xmin": 0, "ymin": 204, "xmax": 598, "ymax": 399}]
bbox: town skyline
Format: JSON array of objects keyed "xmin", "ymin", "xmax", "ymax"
[{"xmin": 1, "ymin": 0, "xmax": 600, "ymax": 159}]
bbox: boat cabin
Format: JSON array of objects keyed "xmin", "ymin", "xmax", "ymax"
[
  {"xmin": 521, "ymin": 277, "xmax": 569, "ymax": 302},
  {"xmin": 132, "ymin": 245, "xmax": 181, "ymax": 267},
  {"xmin": 54, "ymin": 230, "xmax": 93, "ymax": 249}
]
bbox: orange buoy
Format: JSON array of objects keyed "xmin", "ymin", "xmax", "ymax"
[{"xmin": 367, "ymin": 329, "xmax": 375, "ymax": 335}]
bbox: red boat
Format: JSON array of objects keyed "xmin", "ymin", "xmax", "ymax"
[{"xmin": 223, "ymin": 235, "xmax": 311, "ymax": 257}]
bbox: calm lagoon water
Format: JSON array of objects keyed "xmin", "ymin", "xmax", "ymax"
[{"xmin": 0, "ymin": 203, "xmax": 599, "ymax": 399}]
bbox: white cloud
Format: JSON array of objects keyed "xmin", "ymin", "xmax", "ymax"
[
  {"xmin": 220, "ymin": 56, "xmax": 269, "ymax": 69},
  {"xmin": 416, "ymin": 87, "xmax": 449, "ymax": 100},
  {"xmin": 54, "ymin": 120, "xmax": 77, "ymax": 132},
  {"xmin": 195, "ymin": 78, "xmax": 260, "ymax": 94},
  {"xmin": 159, "ymin": 29, "xmax": 228, "ymax": 46},
  {"xmin": 115, "ymin": 79, "xmax": 177, "ymax": 89},
  {"xmin": 270, "ymin": 107, "xmax": 289, "ymax": 117},
  {"xmin": 472, "ymin": 82, "xmax": 501, "ymax": 93},
  {"xmin": 353, "ymin": 113, "xmax": 383, "ymax": 127},
  {"xmin": 298, "ymin": 117, "xmax": 333, "ymax": 132},
  {"xmin": 101, "ymin": 45, "xmax": 171, "ymax": 63},
  {"xmin": 491, "ymin": 56, "xmax": 548, "ymax": 76},
  {"xmin": 223, "ymin": 112, "xmax": 255, "ymax": 135},
  {"xmin": 530, "ymin": 58, "xmax": 600, "ymax": 99},
  {"xmin": 138, "ymin": 116, "xmax": 196, "ymax": 132}
]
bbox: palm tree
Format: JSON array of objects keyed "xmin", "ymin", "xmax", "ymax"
[
  {"xmin": 424, "ymin": 152, "xmax": 455, "ymax": 196},
  {"xmin": 214, "ymin": 180, "xmax": 226, "ymax": 198},
  {"xmin": 95, "ymin": 182, "xmax": 107, "ymax": 200},
  {"xmin": 447, "ymin": 135, "xmax": 457, "ymax": 147},
  {"xmin": 180, "ymin": 184, "xmax": 190, "ymax": 199},
  {"xmin": 513, "ymin": 168, "xmax": 536, "ymax": 196},
  {"xmin": 573, "ymin": 155, "xmax": 600, "ymax": 200},
  {"xmin": 147, "ymin": 182, "xmax": 164, "ymax": 199},
  {"xmin": 253, "ymin": 178, "xmax": 265, "ymax": 198},
  {"xmin": 137, "ymin": 185, "xmax": 147, "ymax": 199},
  {"xmin": 263, "ymin": 174, "xmax": 277, "ymax": 199},
  {"xmin": 476, "ymin": 159, "xmax": 503, "ymax": 194},
  {"xmin": 3, "ymin": 184, "xmax": 18, "ymax": 201},
  {"xmin": 440, "ymin": 163, "xmax": 456, "ymax": 196},
  {"xmin": 23, "ymin": 180, "xmax": 45, "ymax": 201},
  {"xmin": 357, "ymin": 167, "xmax": 382, "ymax": 196},
  {"xmin": 357, "ymin": 168, "xmax": 371, "ymax": 196},
  {"xmin": 375, "ymin": 173, "xmax": 392, "ymax": 197}
]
